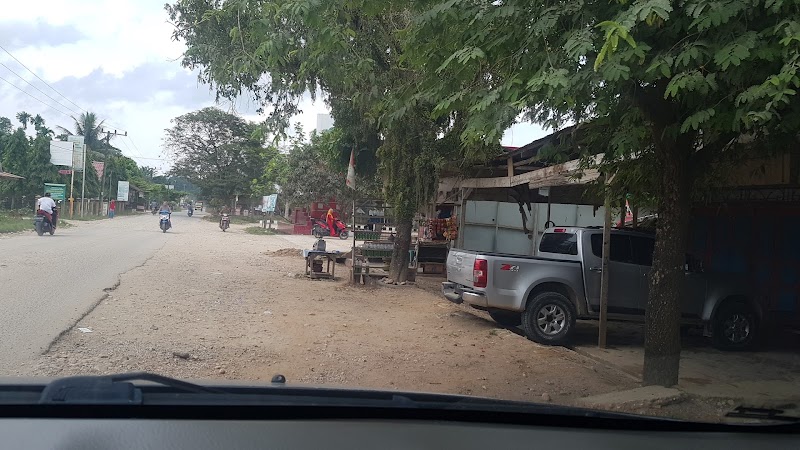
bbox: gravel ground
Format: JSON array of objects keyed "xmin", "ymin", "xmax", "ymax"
[{"xmin": 16, "ymin": 213, "xmax": 741, "ymax": 422}]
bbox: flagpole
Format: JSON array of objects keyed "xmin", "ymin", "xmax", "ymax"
[{"xmin": 347, "ymin": 145, "xmax": 357, "ymax": 284}]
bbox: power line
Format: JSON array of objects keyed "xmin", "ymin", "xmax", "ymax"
[
  {"xmin": 0, "ymin": 43, "xmax": 88, "ymax": 114},
  {"xmin": 0, "ymin": 61, "xmax": 82, "ymax": 117},
  {"xmin": 0, "ymin": 73, "xmax": 75, "ymax": 119}
]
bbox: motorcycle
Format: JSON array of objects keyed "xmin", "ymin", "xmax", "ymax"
[
  {"xmin": 219, "ymin": 213, "xmax": 230, "ymax": 232},
  {"xmin": 159, "ymin": 212, "xmax": 172, "ymax": 233},
  {"xmin": 311, "ymin": 216, "xmax": 350, "ymax": 240},
  {"xmin": 151, "ymin": 207, "xmax": 158, "ymax": 215},
  {"xmin": 34, "ymin": 207, "xmax": 58, "ymax": 236},
  {"xmin": 187, "ymin": 207, "xmax": 193, "ymax": 217}
]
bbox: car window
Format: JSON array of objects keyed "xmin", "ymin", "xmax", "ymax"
[
  {"xmin": 539, "ymin": 233, "xmax": 578, "ymax": 255},
  {"xmin": 631, "ymin": 236, "xmax": 655, "ymax": 266},
  {"xmin": 590, "ymin": 234, "xmax": 634, "ymax": 264}
]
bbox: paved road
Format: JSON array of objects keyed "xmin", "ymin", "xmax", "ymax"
[{"xmin": 0, "ymin": 211, "xmax": 196, "ymax": 373}]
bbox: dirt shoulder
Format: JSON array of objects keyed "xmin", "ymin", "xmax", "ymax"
[{"xmin": 19, "ymin": 215, "xmax": 746, "ymax": 422}]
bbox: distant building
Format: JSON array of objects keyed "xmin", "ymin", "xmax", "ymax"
[{"xmin": 316, "ymin": 113, "xmax": 334, "ymax": 132}]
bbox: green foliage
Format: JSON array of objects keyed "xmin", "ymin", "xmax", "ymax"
[
  {"xmin": 406, "ymin": 0, "xmax": 800, "ymax": 199},
  {"xmin": 163, "ymin": 107, "xmax": 278, "ymax": 205},
  {"xmin": 56, "ymin": 112, "xmax": 120, "ymax": 157},
  {"xmin": 281, "ymin": 127, "xmax": 381, "ymax": 209},
  {"xmin": 165, "ymin": 0, "xmax": 489, "ymax": 227}
]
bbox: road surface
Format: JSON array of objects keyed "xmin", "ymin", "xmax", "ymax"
[{"xmin": 0, "ymin": 212, "xmax": 188, "ymax": 372}]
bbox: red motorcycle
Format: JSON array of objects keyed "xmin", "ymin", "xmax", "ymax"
[{"xmin": 311, "ymin": 217, "xmax": 349, "ymax": 239}]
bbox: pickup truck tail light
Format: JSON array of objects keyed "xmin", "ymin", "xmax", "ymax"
[{"xmin": 473, "ymin": 259, "xmax": 488, "ymax": 288}]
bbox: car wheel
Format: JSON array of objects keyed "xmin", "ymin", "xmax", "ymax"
[
  {"xmin": 488, "ymin": 309, "xmax": 521, "ymax": 327},
  {"xmin": 712, "ymin": 301, "xmax": 758, "ymax": 351},
  {"xmin": 522, "ymin": 291, "xmax": 575, "ymax": 346}
]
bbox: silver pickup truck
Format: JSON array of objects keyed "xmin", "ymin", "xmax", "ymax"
[{"xmin": 442, "ymin": 227, "xmax": 760, "ymax": 350}]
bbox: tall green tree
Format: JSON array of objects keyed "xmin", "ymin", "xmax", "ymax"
[
  {"xmin": 0, "ymin": 127, "xmax": 29, "ymax": 208},
  {"xmin": 57, "ymin": 112, "xmax": 120, "ymax": 157},
  {"xmin": 166, "ymin": 0, "xmax": 488, "ymax": 281},
  {"xmin": 163, "ymin": 107, "xmax": 275, "ymax": 203},
  {"xmin": 24, "ymin": 115, "xmax": 59, "ymax": 202},
  {"xmin": 405, "ymin": 0, "xmax": 800, "ymax": 385}
]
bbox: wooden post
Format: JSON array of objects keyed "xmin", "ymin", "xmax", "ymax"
[
  {"xmin": 507, "ymin": 156, "xmax": 514, "ymax": 178},
  {"xmin": 598, "ymin": 188, "xmax": 612, "ymax": 349}
]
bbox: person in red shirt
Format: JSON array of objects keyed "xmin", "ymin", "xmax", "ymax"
[{"xmin": 109, "ymin": 200, "xmax": 116, "ymax": 218}]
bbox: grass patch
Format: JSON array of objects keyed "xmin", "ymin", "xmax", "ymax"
[
  {"xmin": 0, "ymin": 214, "xmax": 32, "ymax": 233},
  {"xmin": 245, "ymin": 226, "xmax": 279, "ymax": 235}
]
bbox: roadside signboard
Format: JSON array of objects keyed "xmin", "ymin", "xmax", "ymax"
[
  {"xmin": 263, "ymin": 194, "xmax": 278, "ymax": 212},
  {"xmin": 49, "ymin": 140, "xmax": 73, "ymax": 166},
  {"xmin": 117, "ymin": 181, "xmax": 130, "ymax": 201},
  {"xmin": 44, "ymin": 183, "xmax": 67, "ymax": 201},
  {"xmin": 67, "ymin": 135, "xmax": 85, "ymax": 171},
  {"xmin": 92, "ymin": 161, "xmax": 104, "ymax": 179},
  {"xmin": 71, "ymin": 143, "xmax": 85, "ymax": 171}
]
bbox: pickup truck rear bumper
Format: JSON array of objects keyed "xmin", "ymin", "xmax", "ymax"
[{"xmin": 441, "ymin": 282, "xmax": 488, "ymax": 307}]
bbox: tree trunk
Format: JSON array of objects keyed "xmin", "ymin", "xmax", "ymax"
[
  {"xmin": 642, "ymin": 137, "xmax": 691, "ymax": 387},
  {"xmin": 388, "ymin": 214, "xmax": 413, "ymax": 283}
]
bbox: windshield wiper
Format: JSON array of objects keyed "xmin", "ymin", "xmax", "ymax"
[{"xmin": 39, "ymin": 372, "xmax": 228, "ymax": 405}]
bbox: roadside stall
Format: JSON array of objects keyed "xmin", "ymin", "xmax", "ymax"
[{"xmin": 416, "ymin": 203, "xmax": 458, "ymax": 275}]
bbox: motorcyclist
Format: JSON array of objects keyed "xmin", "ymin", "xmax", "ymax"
[
  {"xmin": 36, "ymin": 193, "xmax": 57, "ymax": 228},
  {"xmin": 159, "ymin": 201, "xmax": 172, "ymax": 227}
]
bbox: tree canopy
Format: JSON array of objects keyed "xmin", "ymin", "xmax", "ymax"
[{"xmin": 163, "ymin": 106, "xmax": 280, "ymax": 203}]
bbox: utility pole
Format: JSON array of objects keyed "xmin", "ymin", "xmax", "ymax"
[
  {"xmin": 102, "ymin": 129, "xmax": 127, "ymax": 214},
  {"xmin": 69, "ymin": 169, "xmax": 75, "ymax": 219},
  {"xmin": 80, "ymin": 143, "xmax": 87, "ymax": 217}
]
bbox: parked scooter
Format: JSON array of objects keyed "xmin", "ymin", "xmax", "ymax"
[
  {"xmin": 219, "ymin": 213, "xmax": 230, "ymax": 232},
  {"xmin": 34, "ymin": 207, "xmax": 58, "ymax": 236},
  {"xmin": 159, "ymin": 211, "xmax": 172, "ymax": 233}
]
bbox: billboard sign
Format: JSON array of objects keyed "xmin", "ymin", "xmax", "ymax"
[
  {"xmin": 263, "ymin": 194, "xmax": 278, "ymax": 212},
  {"xmin": 66, "ymin": 135, "xmax": 85, "ymax": 145},
  {"xmin": 43, "ymin": 183, "xmax": 67, "ymax": 201},
  {"xmin": 71, "ymin": 143, "xmax": 85, "ymax": 171},
  {"xmin": 49, "ymin": 140, "xmax": 73, "ymax": 166},
  {"xmin": 68, "ymin": 135, "xmax": 85, "ymax": 170},
  {"xmin": 117, "ymin": 181, "xmax": 130, "ymax": 201}
]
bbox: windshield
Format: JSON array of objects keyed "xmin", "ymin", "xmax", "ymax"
[{"xmin": 1, "ymin": 0, "xmax": 798, "ymax": 426}]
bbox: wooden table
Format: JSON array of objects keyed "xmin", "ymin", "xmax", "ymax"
[{"xmin": 303, "ymin": 250, "xmax": 338, "ymax": 279}]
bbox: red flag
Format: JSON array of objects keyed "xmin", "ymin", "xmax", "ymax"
[{"xmin": 346, "ymin": 147, "xmax": 356, "ymax": 189}]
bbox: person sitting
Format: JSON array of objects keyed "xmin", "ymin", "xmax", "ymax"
[{"xmin": 36, "ymin": 193, "xmax": 57, "ymax": 228}]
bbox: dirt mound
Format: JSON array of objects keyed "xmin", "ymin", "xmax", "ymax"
[{"xmin": 264, "ymin": 248, "xmax": 302, "ymax": 257}]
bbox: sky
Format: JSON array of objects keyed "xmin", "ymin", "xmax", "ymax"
[{"xmin": 0, "ymin": 0, "xmax": 548, "ymax": 174}]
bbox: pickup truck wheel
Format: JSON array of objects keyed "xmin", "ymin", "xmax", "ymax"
[
  {"xmin": 488, "ymin": 310, "xmax": 521, "ymax": 327},
  {"xmin": 712, "ymin": 302, "xmax": 758, "ymax": 351},
  {"xmin": 522, "ymin": 292, "xmax": 576, "ymax": 346}
]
